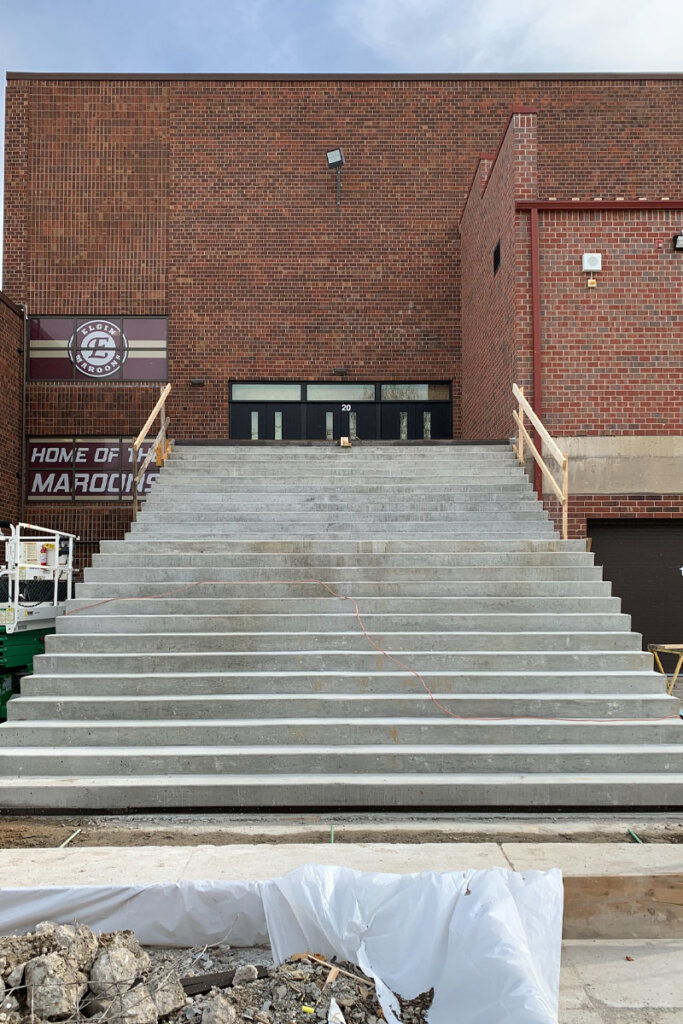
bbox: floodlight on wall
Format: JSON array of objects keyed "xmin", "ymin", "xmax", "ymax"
[
  {"xmin": 326, "ymin": 148, "xmax": 345, "ymax": 207},
  {"xmin": 674, "ymin": 233, "xmax": 683, "ymax": 251}
]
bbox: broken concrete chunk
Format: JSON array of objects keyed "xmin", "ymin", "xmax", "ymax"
[
  {"xmin": 5, "ymin": 966, "xmax": 22, "ymax": 989},
  {"xmin": 24, "ymin": 951, "xmax": 88, "ymax": 1019},
  {"xmin": 90, "ymin": 944, "xmax": 144, "ymax": 997},
  {"xmin": 0, "ymin": 933, "xmax": 46, "ymax": 978},
  {"xmin": 120, "ymin": 983, "xmax": 159, "ymax": 1023},
  {"xmin": 104, "ymin": 929, "xmax": 152, "ymax": 969},
  {"xmin": 37, "ymin": 921, "xmax": 99, "ymax": 972},
  {"xmin": 150, "ymin": 969, "xmax": 187, "ymax": 1018},
  {"xmin": 101, "ymin": 984, "xmax": 159, "ymax": 1024},
  {"xmin": 233, "ymin": 965, "xmax": 259, "ymax": 986},
  {"xmin": 202, "ymin": 992, "xmax": 237, "ymax": 1024}
]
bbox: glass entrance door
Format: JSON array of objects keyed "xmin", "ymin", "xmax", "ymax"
[
  {"xmin": 230, "ymin": 403, "xmax": 303, "ymax": 440},
  {"xmin": 229, "ymin": 381, "xmax": 452, "ymax": 440},
  {"xmin": 380, "ymin": 402, "xmax": 451, "ymax": 440}
]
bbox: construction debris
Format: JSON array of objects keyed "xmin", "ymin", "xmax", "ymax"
[{"xmin": 0, "ymin": 925, "xmax": 432, "ymax": 1024}]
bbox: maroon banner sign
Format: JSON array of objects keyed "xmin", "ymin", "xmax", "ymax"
[
  {"xmin": 28, "ymin": 317, "xmax": 167, "ymax": 382},
  {"xmin": 27, "ymin": 439, "xmax": 158, "ymax": 500}
]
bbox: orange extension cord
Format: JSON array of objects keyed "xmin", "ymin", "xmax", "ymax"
[{"xmin": 64, "ymin": 578, "xmax": 681, "ymax": 725}]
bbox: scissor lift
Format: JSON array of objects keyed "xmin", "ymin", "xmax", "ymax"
[{"xmin": 0, "ymin": 522, "xmax": 78, "ymax": 718}]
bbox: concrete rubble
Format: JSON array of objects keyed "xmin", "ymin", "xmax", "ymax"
[{"xmin": 0, "ymin": 924, "xmax": 431, "ymax": 1024}]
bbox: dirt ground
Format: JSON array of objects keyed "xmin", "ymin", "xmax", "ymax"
[{"xmin": 1, "ymin": 811, "xmax": 683, "ymax": 848}]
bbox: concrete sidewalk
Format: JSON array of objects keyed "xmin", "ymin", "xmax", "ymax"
[
  {"xmin": 561, "ymin": 940, "xmax": 681, "ymax": 1022},
  {"xmin": 2, "ymin": 840, "xmax": 682, "ymax": 883}
]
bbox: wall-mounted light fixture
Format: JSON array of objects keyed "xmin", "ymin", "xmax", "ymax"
[
  {"xmin": 582, "ymin": 252, "xmax": 601, "ymax": 289},
  {"xmin": 673, "ymin": 233, "xmax": 683, "ymax": 251},
  {"xmin": 332, "ymin": 367, "xmax": 348, "ymax": 376},
  {"xmin": 190, "ymin": 378, "xmax": 206, "ymax": 387},
  {"xmin": 326, "ymin": 148, "xmax": 345, "ymax": 207}
]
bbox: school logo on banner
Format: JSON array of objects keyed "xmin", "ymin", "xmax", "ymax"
[{"xmin": 68, "ymin": 320, "xmax": 129, "ymax": 378}]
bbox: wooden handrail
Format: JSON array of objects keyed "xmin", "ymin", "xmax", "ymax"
[
  {"xmin": 132, "ymin": 384, "xmax": 172, "ymax": 518},
  {"xmin": 512, "ymin": 384, "xmax": 569, "ymax": 540},
  {"xmin": 134, "ymin": 383, "xmax": 172, "ymax": 452}
]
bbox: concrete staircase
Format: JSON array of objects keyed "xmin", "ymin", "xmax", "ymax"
[{"xmin": 2, "ymin": 442, "xmax": 682, "ymax": 810}]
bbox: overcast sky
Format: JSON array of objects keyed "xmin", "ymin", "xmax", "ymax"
[{"xmin": 1, "ymin": 0, "xmax": 682, "ymax": 283}]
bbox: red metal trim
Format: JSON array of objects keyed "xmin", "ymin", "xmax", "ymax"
[
  {"xmin": 517, "ymin": 200, "xmax": 683, "ymax": 210},
  {"xmin": 530, "ymin": 207, "xmax": 543, "ymax": 495}
]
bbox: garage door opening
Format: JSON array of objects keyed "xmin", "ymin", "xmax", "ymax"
[{"xmin": 588, "ymin": 520, "xmax": 683, "ymax": 659}]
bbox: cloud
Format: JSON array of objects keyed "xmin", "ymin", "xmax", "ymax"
[{"xmin": 332, "ymin": 0, "xmax": 683, "ymax": 71}]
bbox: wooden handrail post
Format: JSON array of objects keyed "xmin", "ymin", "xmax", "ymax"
[
  {"xmin": 562, "ymin": 456, "xmax": 569, "ymax": 542},
  {"xmin": 518, "ymin": 386, "xmax": 525, "ymax": 465},
  {"xmin": 131, "ymin": 384, "xmax": 172, "ymax": 521},
  {"xmin": 512, "ymin": 383, "xmax": 569, "ymax": 542},
  {"xmin": 132, "ymin": 444, "xmax": 139, "ymax": 520},
  {"xmin": 156, "ymin": 385, "xmax": 167, "ymax": 466}
]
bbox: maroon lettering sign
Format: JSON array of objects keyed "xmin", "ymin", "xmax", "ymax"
[{"xmin": 27, "ymin": 440, "xmax": 158, "ymax": 500}]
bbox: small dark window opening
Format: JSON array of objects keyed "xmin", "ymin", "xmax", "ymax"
[{"xmin": 493, "ymin": 240, "xmax": 501, "ymax": 275}]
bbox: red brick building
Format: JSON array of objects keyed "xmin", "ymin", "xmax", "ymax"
[{"xmin": 2, "ymin": 73, "xmax": 683, "ymax": 638}]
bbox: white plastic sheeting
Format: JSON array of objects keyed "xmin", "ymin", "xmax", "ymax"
[
  {"xmin": 0, "ymin": 879, "xmax": 268, "ymax": 947},
  {"xmin": 0, "ymin": 865, "xmax": 562, "ymax": 1024},
  {"xmin": 262, "ymin": 866, "xmax": 563, "ymax": 1024}
]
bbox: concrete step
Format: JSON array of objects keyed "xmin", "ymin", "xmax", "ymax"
[
  {"xmin": 2, "ymin": 772, "xmax": 682, "ymax": 809},
  {"xmin": 91, "ymin": 550, "xmax": 595, "ymax": 567},
  {"xmin": 43, "ymin": 630, "xmax": 645, "ymax": 653},
  {"xmin": 127, "ymin": 526, "xmax": 559, "ymax": 539},
  {"xmin": 99, "ymin": 538, "xmax": 586, "ymax": 553},
  {"xmin": 3, "ymin": 717, "xmax": 679, "ymax": 746},
  {"xmin": 169, "ymin": 445, "xmax": 516, "ymax": 458},
  {"xmin": 157, "ymin": 469, "xmax": 528, "ymax": 483},
  {"xmin": 141, "ymin": 500, "xmax": 543, "ymax": 515},
  {"xmin": 56, "ymin": 612, "xmax": 631, "ymax": 633},
  {"xmin": 64, "ymin": 596, "xmax": 620, "ymax": 616},
  {"xmin": 136, "ymin": 510, "xmax": 552, "ymax": 525},
  {"xmin": 21, "ymin": 669, "xmax": 664, "ymax": 697},
  {"xmin": 143, "ymin": 482, "xmax": 533, "ymax": 497},
  {"xmin": 35, "ymin": 650, "xmax": 653, "ymax": 672},
  {"xmin": 83, "ymin": 566, "xmax": 604, "ymax": 583},
  {"xmin": 74, "ymin": 581, "xmax": 612, "ymax": 599},
  {"xmin": 1, "ymin": 743, "xmax": 681, "ymax": 776},
  {"xmin": 5, "ymin": 692, "xmax": 676, "ymax": 721},
  {"xmin": 143, "ymin": 484, "xmax": 532, "ymax": 502},
  {"xmin": 131, "ymin": 511, "xmax": 553, "ymax": 525}
]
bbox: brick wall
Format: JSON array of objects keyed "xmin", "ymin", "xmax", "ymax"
[
  {"xmin": 538, "ymin": 209, "xmax": 683, "ymax": 436},
  {"xmin": 6, "ymin": 75, "xmax": 683, "ymax": 447},
  {"xmin": 460, "ymin": 112, "xmax": 537, "ymax": 438},
  {"xmin": 0, "ymin": 293, "xmax": 23, "ymax": 522},
  {"xmin": 544, "ymin": 493, "xmax": 683, "ymax": 540}
]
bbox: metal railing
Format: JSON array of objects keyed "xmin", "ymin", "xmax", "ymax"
[
  {"xmin": 0, "ymin": 522, "xmax": 79, "ymax": 633},
  {"xmin": 512, "ymin": 383, "xmax": 569, "ymax": 540},
  {"xmin": 132, "ymin": 383, "xmax": 172, "ymax": 518}
]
